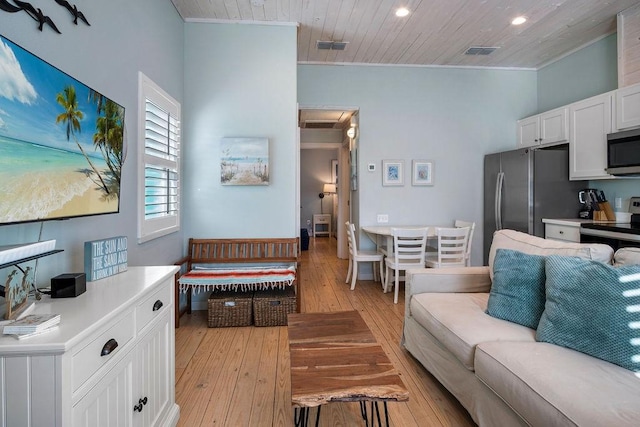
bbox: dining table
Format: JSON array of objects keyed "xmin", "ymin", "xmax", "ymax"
[{"xmin": 361, "ymin": 225, "xmax": 441, "ymax": 256}]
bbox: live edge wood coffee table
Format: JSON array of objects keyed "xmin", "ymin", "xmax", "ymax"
[{"xmin": 287, "ymin": 310, "xmax": 409, "ymax": 427}]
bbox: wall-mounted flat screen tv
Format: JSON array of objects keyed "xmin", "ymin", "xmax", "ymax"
[{"xmin": 0, "ymin": 34, "xmax": 124, "ymax": 226}]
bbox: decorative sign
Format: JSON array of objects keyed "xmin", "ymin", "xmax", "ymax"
[{"xmin": 84, "ymin": 236, "xmax": 128, "ymax": 281}]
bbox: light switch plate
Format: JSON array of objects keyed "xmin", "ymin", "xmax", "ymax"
[
  {"xmin": 368, "ymin": 163, "xmax": 375, "ymax": 172},
  {"xmin": 377, "ymin": 214, "xmax": 389, "ymax": 223}
]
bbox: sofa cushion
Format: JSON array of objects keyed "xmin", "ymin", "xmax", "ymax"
[
  {"xmin": 475, "ymin": 341, "xmax": 640, "ymax": 427},
  {"xmin": 536, "ymin": 255, "xmax": 640, "ymax": 372},
  {"xmin": 614, "ymin": 247, "xmax": 640, "ymax": 267},
  {"xmin": 410, "ymin": 292, "xmax": 535, "ymax": 371},
  {"xmin": 486, "ymin": 249, "xmax": 546, "ymax": 329},
  {"xmin": 488, "ymin": 230, "xmax": 613, "ymax": 281}
]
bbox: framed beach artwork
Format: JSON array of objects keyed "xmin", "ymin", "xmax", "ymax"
[
  {"xmin": 220, "ymin": 137, "xmax": 269, "ymax": 186},
  {"xmin": 412, "ymin": 160, "xmax": 434, "ymax": 186},
  {"xmin": 382, "ymin": 160, "xmax": 404, "ymax": 186}
]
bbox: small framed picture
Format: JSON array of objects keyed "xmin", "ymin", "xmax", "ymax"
[
  {"xmin": 382, "ymin": 160, "xmax": 404, "ymax": 186},
  {"xmin": 412, "ymin": 160, "xmax": 434, "ymax": 186}
]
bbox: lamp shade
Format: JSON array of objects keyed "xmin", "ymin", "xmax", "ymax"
[{"xmin": 323, "ymin": 183, "xmax": 336, "ymax": 194}]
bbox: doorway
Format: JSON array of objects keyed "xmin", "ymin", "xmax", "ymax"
[{"xmin": 298, "ymin": 107, "xmax": 358, "ymax": 259}]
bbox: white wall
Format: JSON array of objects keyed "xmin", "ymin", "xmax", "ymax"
[
  {"xmin": 182, "ymin": 23, "xmax": 298, "ymax": 239},
  {"xmin": 0, "ymin": 0, "xmax": 184, "ymax": 284},
  {"xmin": 298, "ymin": 65, "xmax": 538, "ymax": 266}
]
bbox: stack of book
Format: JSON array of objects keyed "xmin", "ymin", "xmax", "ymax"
[{"xmin": 3, "ymin": 313, "xmax": 60, "ymax": 340}]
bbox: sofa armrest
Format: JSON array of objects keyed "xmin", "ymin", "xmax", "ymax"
[{"xmin": 404, "ymin": 266, "xmax": 491, "ymax": 317}]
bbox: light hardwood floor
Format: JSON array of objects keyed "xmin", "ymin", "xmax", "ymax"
[{"xmin": 175, "ymin": 237, "xmax": 475, "ymax": 426}]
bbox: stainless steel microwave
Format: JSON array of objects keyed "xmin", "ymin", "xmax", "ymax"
[{"xmin": 606, "ymin": 127, "xmax": 640, "ymax": 176}]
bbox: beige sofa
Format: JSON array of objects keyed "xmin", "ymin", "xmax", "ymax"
[{"xmin": 402, "ymin": 229, "xmax": 640, "ymax": 426}]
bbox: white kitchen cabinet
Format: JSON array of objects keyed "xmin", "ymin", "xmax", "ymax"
[
  {"xmin": 0, "ymin": 266, "xmax": 179, "ymax": 427},
  {"xmin": 542, "ymin": 219, "xmax": 584, "ymax": 243},
  {"xmin": 517, "ymin": 107, "xmax": 568, "ymax": 148},
  {"xmin": 517, "ymin": 115, "xmax": 540, "ymax": 148},
  {"xmin": 615, "ymin": 82, "xmax": 640, "ymax": 131},
  {"xmin": 540, "ymin": 107, "xmax": 569, "ymax": 145},
  {"xmin": 569, "ymin": 92, "xmax": 615, "ymax": 180},
  {"xmin": 544, "ymin": 223, "xmax": 581, "ymax": 243}
]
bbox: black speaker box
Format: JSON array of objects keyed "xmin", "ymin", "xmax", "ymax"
[{"xmin": 51, "ymin": 273, "xmax": 86, "ymax": 298}]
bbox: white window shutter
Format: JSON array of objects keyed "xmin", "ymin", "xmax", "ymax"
[{"xmin": 137, "ymin": 72, "xmax": 181, "ymax": 243}]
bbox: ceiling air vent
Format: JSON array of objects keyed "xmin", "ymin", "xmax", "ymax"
[
  {"xmin": 316, "ymin": 41, "xmax": 349, "ymax": 51},
  {"xmin": 331, "ymin": 42, "xmax": 348, "ymax": 51},
  {"xmin": 304, "ymin": 122, "xmax": 338, "ymax": 129},
  {"xmin": 465, "ymin": 46, "xmax": 499, "ymax": 55}
]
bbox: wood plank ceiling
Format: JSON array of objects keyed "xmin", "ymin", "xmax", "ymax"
[{"xmin": 170, "ymin": 0, "xmax": 640, "ymax": 69}]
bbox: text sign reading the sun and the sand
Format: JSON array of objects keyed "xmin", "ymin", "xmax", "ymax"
[{"xmin": 84, "ymin": 236, "xmax": 128, "ymax": 281}]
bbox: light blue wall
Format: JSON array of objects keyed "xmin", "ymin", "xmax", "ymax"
[
  {"xmin": 0, "ymin": 0, "xmax": 184, "ymax": 285},
  {"xmin": 182, "ymin": 23, "xmax": 298, "ymax": 239},
  {"xmin": 298, "ymin": 65, "xmax": 537, "ymax": 265},
  {"xmin": 537, "ymin": 33, "xmax": 640, "ymax": 205},
  {"xmin": 537, "ymin": 34, "xmax": 618, "ymax": 112}
]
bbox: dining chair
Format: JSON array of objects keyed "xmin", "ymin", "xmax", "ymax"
[
  {"xmin": 454, "ymin": 220, "xmax": 476, "ymax": 266},
  {"xmin": 425, "ymin": 226, "xmax": 470, "ymax": 268},
  {"xmin": 384, "ymin": 227, "xmax": 428, "ymax": 304},
  {"xmin": 345, "ymin": 222, "xmax": 385, "ymax": 291}
]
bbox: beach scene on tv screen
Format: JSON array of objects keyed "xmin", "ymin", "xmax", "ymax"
[{"xmin": 0, "ymin": 35, "xmax": 124, "ymax": 224}]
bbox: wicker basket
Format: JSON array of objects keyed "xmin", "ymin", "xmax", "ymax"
[
  {"xmin": 252, "ymin": 287, "xmax": 296, "ymax": 327},
  {"xmin": 207, "ymin": 291, "xmax": 253, "ymax": 327}
]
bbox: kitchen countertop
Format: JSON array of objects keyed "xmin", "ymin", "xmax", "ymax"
[{"xmin": 541, "ymin": 218, "xmax": 619, "ymax": 227}]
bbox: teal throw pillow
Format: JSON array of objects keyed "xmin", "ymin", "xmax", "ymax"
[
  {"xmin": 537, "ymin": 255, "xmax": 640, "ymax": 372},
  {"xmin": 486, "ymin": 249, "xmax": 546, "ymax": 329}
]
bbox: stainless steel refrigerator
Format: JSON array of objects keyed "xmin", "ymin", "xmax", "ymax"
[{"xmin": 483, "ymin": 145, "xmax": 585, "ymax": 263}]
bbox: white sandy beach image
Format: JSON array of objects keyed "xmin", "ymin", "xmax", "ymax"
[{"xmin": 0, "ymin": 138, "xmax": 117, "ymax": 223}]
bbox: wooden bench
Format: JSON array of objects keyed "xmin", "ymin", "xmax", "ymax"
[{"xmin": 174, "ymin": 238, "xmax": 301, "ymax": 327}]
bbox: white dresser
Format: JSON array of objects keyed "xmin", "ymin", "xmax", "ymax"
[{"xmin": 0, "ymin": 266, "xmax": 179, "ymax": 427}]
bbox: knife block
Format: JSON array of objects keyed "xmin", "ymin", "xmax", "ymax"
[
  {"xmin": 597, "ymin": 202, "xmax": 616, "ymax": 221},
  {"xmin": 593, "ymin": 210, "xmax": 608, "ymax": 221}
]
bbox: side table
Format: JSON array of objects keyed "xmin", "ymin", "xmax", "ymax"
[{"xmin": 313, "ymin": 214, "xmax": 331, "ymax": 237}]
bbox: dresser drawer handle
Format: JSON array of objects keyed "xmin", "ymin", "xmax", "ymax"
[
  {"xmin": 133, "ymin": 397, "xmax": 148, "ymax": 413},
  {"xmin": 152, "ymin": 300, "xmax": 163, "ymax": 311},
  {"xmin": 101, "ymin": 338, "xmax": 118, "ymax": 356}
]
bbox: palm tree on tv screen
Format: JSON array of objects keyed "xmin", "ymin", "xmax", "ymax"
[
  {"xmin": 55, "ymin": 85, "xmax": 110, "ymax": 194},
  {"xmin": 91, "ymin": 92, "xmax": 124, "ymax": 200}
]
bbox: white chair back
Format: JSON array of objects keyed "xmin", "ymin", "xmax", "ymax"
[
  {"xmin": 454, "ymin": 220, "xmax": 476, "ymax": 266},
  {"xmin": 344, "ymin": 221, "xmax": 385, "ymax": 290},
  {"xmin": 346, "ymin": 221, "xmax": 357, "ymax": 255},
  {"xmin": 391, "ymin": 227, "xmax": 428, "ymax": 265},
  {"xmin": 430, "ymin": 226, "xmax": 469, "ymax": 267}
]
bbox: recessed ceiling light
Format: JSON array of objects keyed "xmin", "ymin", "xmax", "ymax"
[
  {"xmin": 511, "ymin": 16, "xmax": 527, "ymax": 26},
  {"xmin": 395, "ymin": 8, "xmax": 410, "ymax": 17}
]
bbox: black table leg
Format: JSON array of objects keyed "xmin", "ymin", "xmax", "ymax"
[
  {"xmin": 359, "ymin": 401, "xmax": 391, "ymax": 427},
  {"xmin": 294, "ymin": 406, "xmax": 321, "ymax": 427}
]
